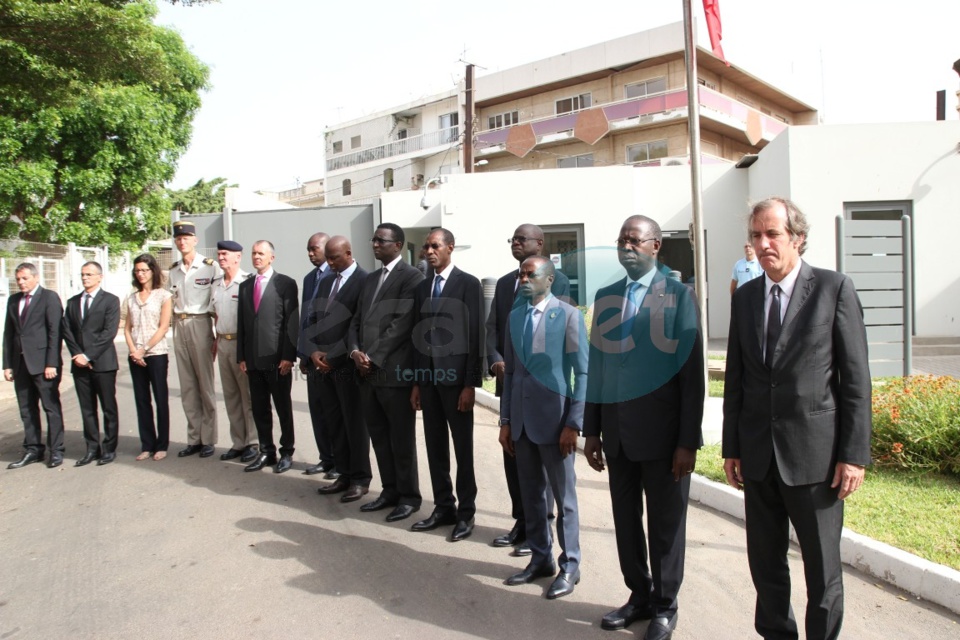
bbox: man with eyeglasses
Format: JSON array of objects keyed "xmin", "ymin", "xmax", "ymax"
[
  {"xmin": 348, "ymin": 223, "xmax": 424, "ymax": 522},
  {"xmin": 298, "ymin": 232, "xmax": 338, "ymax": 479},
  {"xmin": 410, "ymin": 228, "xmax": 483, "ymax": 541},
  {"xmin": 486, "ymin": 224, "xmax": 570, "ymax": 554},
  {"xmin": 62, "ymin": 261, "xmax": 121, "ymax": 466},
  {"xmin": 583, "ymin": 215, "xmax": 704, "ymax": 639}
]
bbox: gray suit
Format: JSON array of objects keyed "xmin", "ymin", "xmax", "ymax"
[
  {"xmin": 723, "ymin": 260, "xmax": 872, "ymax": 639},
  {"xmin": 502, "ymin": 296, "xmax": 587, "ymax": 573}
]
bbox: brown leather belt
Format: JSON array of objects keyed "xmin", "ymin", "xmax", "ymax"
[{"xmin": 174, "ymin": 313, "xmax": 211, "ymax": 320}]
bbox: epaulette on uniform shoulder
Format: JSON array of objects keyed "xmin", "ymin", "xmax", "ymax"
[
  {"xmin": 170, "ymin": 261, "xmax": 180, "ymax": 269},
  {"xmin": 203, "ymin": 258, "xmax": 215, "ymax": 266}
]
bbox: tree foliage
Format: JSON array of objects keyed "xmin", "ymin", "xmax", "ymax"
[
  {"xmin": 0, "ymin": 0, "xmax": 210, "ymax": 251},
  {"xmin": 167, "ymin": 176, "xmax": 235, "ymax": 214}
]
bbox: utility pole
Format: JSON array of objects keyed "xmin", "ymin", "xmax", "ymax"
[{"xmin": 464, "ymin": 63, "xmax": 475, "ymax": 173}]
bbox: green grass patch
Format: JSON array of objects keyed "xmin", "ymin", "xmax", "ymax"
[
  {"xmin": 695, "ymin": 444, "xmax": 960, "ymax": 571},
  {"xmin": 708, "ymin": 378, "xmax": 724, "ymax": 398}
]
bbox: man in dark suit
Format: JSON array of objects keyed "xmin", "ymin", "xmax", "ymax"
[
  {"xmin": 349, "ymin": 223, "xmax": 424, "ymax": 522},
  {"xmin": 298, "ymin": 231, "xmax": 338, "ymax": 479},
  {"xmin": 312, "ymin": 236, "xmax": 372, "ymax": 503},
  {"xmin": 583, "ymin": 215, "xmax": 703, "ymax": 640},
  {"xmin": 4, "ymin": 262, "xmax": 66, "ymax": 469},
  {"xmin": 237, "ymin": 240, "xmax": 300, "ymax": 474},
  {"xmin": 723, "ymin": 197, "xmax": 872, "ymax": 640},
  {"xmin": 410, "ymin": 228, "xmax": 483, "ymax": 541},
  {"xmin": 61, "ymin": 261, "xmax": 121, "ymax": 466},
  {"xmin": 500, "ymin": 256, "xmax": 587, "ymax": 599},
  {"xmin": 486, "ymin": 223, "xmax": 570, "ymax": 553}
]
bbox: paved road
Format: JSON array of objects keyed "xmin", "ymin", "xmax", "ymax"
[{"xmin": 1, "ymin": 349, "xmax": 958, "ymax": 639}]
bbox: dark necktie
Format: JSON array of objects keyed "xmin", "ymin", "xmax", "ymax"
[
  {"xmin": 19, "ymin": 293, "xmax": 31, "ymax": 324},
  {"xmin": 326, "ymin": 274, "xmax": 342, "ymax": 311},
  {"xmin": 83, "ymin": 293, "xmax": 91, "ymax": 320},
  {"xmin": 311, "ymin": 267, "xmax": 324, "ymax": 300},
  {"xmin": 765, "ymin": 284, "xmax": 782, "ymax": 369},
  {"xmin": 431, "ymin": 274, "xmax": 443, "ymax": 310},
  {"xmin": 372, "ymin": 267, "xmax": 388, "ymax": 303},
  {"xmin": 523, "ymin": 307, "xmax": 535, "ymax": 360}
]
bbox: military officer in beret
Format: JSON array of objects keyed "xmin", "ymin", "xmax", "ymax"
[
  {"xmin": 211, "ymin": 240, "xmax": 259, "ymax": 462},
  {"xmin": 167, "ymin": 220, "xmax": 222, "ymax": 458}
]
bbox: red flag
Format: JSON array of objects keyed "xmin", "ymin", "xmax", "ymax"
[{"xmin": 703, "ymin": 0, "xmax": 730, "ymax": 66}]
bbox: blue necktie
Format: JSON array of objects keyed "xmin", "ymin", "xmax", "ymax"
[
  {"xmin": 523, "ymin": 307, "xmax": 535, "ymax": 360},
  {"xmin": 621, "ymin": 282, "xmax": 642, "ymax": 342},
  {"xmin": 431, "ymin": 274, "xmax": 443, "ymax": 310},
  {"xmin": 311, "ymin": 267, "xmax": 324, "ymax": 300}
]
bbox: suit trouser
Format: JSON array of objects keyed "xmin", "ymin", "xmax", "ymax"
[
  {"xmin": 129, "ymin": 355, "xmax": 170, "ymax": 453},
  {"xmin": 173, "ymin": 315, "xmax": 217, "ymax": 445},
  {"xmin": 15, "ymin": 360, "xmax": 64, "ymax": 456},
  {"xmin": 73, "ymin": 367, "xmax": 119, "ymax": 454},
  {"xmin": 216, "ymin": 338, "xmax": 257, "ymax": 450},
  {"xmin": 743, "ymin": 457, "xmax": 844, "ymax": 640},
  {"xmin": 247, "ymin": 368, "xmax": 295, "ymax": 457},
  {"xmin": 317, "ymin": 369, "xmax": 371, "ymax": 487},
  {"xmin": 607, "ymin": 450, "xmax": 690, "ymax": 616},
  {"xmin": 419, "ymin": 383, "xmax": 476, "ymax": 521},
  {"xmin": 306, "ymin": 368, "xmax": 335, "ymax": 467},
  {"xmin": 362, "ymin": 382, "xmax": 421, "ymax": 507},
  {"xmin": 515, "ymin": 430, "xmax": 580, "ymax": 573}
]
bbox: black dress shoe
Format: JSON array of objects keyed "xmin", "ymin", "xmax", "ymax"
[
  {"xmin": 47, "ymin": 453, "xmax": 63, "ymax": 468},
  {"xmin": 360, "ymin": 496, "xmax": 395, "ymax": 512},
  {"xmin": 493, "ymin": 520, "xmax": 526, "ymax": 547},
  {"xmin": 341, "ymin": 485, "xmax": 369, "ymax": 503},
  {"xmin": 97, "ymin": 452, "xmax": 116, "ymax": 466},
  {"xmin": 546, "ymin": 570, "xmax": 580, "ymax": 599},
  {"xmin": 75, "ymin": 451, "xmax": 100, "ymax": 467},
  {"xmin": 643, "ymin": 614, "xmax": 677, "ymax": 640},
  {"xmin": 199, "ymin": 445, "xmax": 216, "ymax": 458},
  {"xmin": 505, "ymin": 561, "xmax": 557, "ymax": 586},
  {"xmin": 410, "ymin": 511, "xmax": 457, "ymax": 532},
  {"xmin": 178, "ymin": 444, "xmax": 202, "ymax": 457},
  {"xmin": 323, "ymin": 469, "xmax": 341, "ymax": 480},
  {"xmin": 385, "ymin": 504, "xmax": 418, "ymax": 522},
  {"xmin": 600, "ymin": 603, "xmax": 654, "ymax": 631},
  {"xmin": 220, "ymin": 448, "xmax": 243, "ymax": 460},
  {"xmin": 303, "ymin": 462, "xmax": 325, "ymax": 475},
  {"xmin": 240, "ymin": 446, "xmax": 259, "ymax": 463},
  {"xmin": 274, "ymin": 455, "xmax": 292, "ymax": 473},
  {"xmin": 8, "ymin": 452, "xmax": 42, "ymax": 469},
  {"xmin": 244, "ymin": 453, "xmax": 277, "ymax": 472},
  {"xmin": 451, "ymin": 518, "xmax": 475, "ymax": 541},
  {"xmin": 512, "ymin": 542, "xmax": 533, "ymax": 557},
  {"xmin": 317, "ymin": 477, "xmax": 350, "ymax": 495}
]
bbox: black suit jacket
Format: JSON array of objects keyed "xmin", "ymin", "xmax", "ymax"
[
  {"xmin": 311, "ymin": 264, "xmax": 368, "ymax": 370},
  {"xmin": 299, "ymin": 265, "xmax": 333, "ymax": 359},
  {"xmin": 722, "ymin": 261, "xmax": 872, "ymax": 486},
  {"xmin": 62, "ymin": 290, "xmax": 121, "ymax": 373},
  {"xmin": 3, "ymin": 287, "xmax": 63, "ymax": 375},
  {"xmin": 237, "ymin": 272, "xmax": 299, "ymax": 370},
  {"xmin": 348, "ymin": 260, "xmax": 423, "ymax": 386},
  {"xmin": 485, "ymin": 268, "xmax": 570, "ymax": 396},
  {"xmin": 583, "ymin": 270, "xmax": 704, "ymax": 461},
  {"xmin": 413, "ymin": 266, "xmax": 483, "ymax": 388}
]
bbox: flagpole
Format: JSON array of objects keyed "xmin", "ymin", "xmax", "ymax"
[{"xmin": 683, "ymin": 0, "xmax": 710, "ymax": 382}]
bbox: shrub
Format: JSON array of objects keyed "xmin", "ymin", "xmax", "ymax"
[{"xmin": 872, "ymin": 376, "xmax": 960, "ymax": 476}]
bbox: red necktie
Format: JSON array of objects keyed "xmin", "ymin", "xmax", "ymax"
[{"xmin": 19, "ymin": 293, "xmax": 31, "ymax": 324}]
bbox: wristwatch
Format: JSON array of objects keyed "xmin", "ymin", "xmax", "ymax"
[{"xmin": 498, "ymin": 418, "xmax": 511, "ymax": 427}]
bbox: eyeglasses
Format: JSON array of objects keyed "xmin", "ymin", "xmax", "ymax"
[
  {"xmin": 422, "ymin": 242, "xmax": 444, "ymax": 251},
  {"xmin": 616, "ymin": 236, "xmax": 657, "ymax": 248},
  {"xmin": 134, "ymin": 268, "xmax": 152, "ymax": 274},
  {"xmin": 508, "ymin": 236, "xmax": 538, "ymax": 245},
  {"xmin": 371, "ymin": 236, "xmax": 397, "ymax": 245}
]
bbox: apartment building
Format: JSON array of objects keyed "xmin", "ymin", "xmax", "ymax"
[{"xmin": 323, "ymin": 21, "xmax": 817, "ymax": 207}]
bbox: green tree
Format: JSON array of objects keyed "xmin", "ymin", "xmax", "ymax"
[
  {"xmin": 0, "ymin": 0, "xmax": 210, "ymax": 251},
  {"xmin": 167, "ymin": 177, "xmax": 235, "ymax": 214}
]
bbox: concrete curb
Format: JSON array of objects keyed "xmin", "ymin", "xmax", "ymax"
[{"xmin": 477, "ymin": 387, "xmax": 960, "ymax": 615}]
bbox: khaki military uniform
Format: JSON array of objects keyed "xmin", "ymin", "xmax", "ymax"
[
  {"xmin": 168, "ymin": 253, "xmax": 221, "ymax": 446},
  {"xmin": 212, "ymin": 270, "xmax": 257, "ymax": 450}
]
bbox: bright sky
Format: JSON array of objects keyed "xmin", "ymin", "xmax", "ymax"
[{"xmin": 156, "ymin": 0, "xmax": 960, "ymax": 192}]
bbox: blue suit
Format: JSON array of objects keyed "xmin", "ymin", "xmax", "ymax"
[{"xmin": 502, "ymin": 296, "xmax": 587, "ymax": 574}]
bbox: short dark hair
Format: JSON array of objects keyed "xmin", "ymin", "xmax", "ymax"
[
  {"xmin": 14, "ymin": 262, "xmax": 38, "ymax": 277},
  {"xmin": 377, "ymin": 222, "xmax": 405, "ymax": 245},
  {"xmin": 524, "ymin": 255, "xmax": 555, "ymax": 279},
  {"xmin": 82, "ymin": 261, "xmax": 103, "ymax": 274},
  {"xmin": 433, "ymin": 227, "xmax": 455, "ymax": 246},
  {"xmin": 750, "ymin": 197, "xmax": 809, "ymax": 255},
  {"xmin": 132, "ymin": 254, "xmax": 162, "ymax": 291}
]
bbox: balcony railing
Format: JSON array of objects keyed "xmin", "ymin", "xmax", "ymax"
[
  {"xmin": 327, "ymin": 127, "xmax": 460, "ymax": 172},
  {"xmin": 475, "ymin": 87, "xmax": 788, "ymax": 154}
]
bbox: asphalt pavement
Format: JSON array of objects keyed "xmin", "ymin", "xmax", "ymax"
[{"xmin": 1, "ymin": 346, "xmax": 958, "ymax": 639}]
